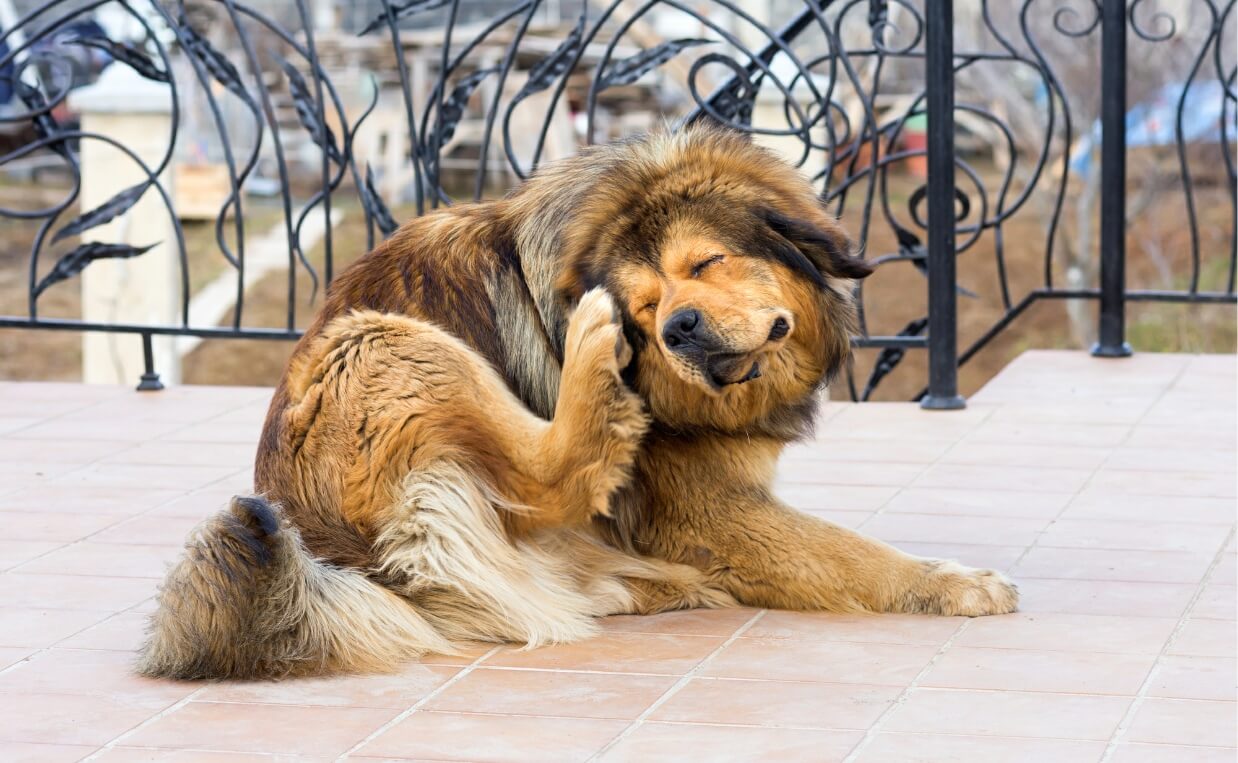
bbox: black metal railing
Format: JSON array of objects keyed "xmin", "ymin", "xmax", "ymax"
[{"xmin": 0, "ymin": 0, "xmax": 1234, "ymax": 403}]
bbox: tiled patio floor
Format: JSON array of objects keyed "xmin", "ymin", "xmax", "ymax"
[{"xmin": 0, "ymin": 350, "xmax": 1234, "ymax": 762}]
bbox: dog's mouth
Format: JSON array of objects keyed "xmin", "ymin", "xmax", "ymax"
[{"xmin": 705, "ymin": 352, "xmax": 762, "ymax": 390}]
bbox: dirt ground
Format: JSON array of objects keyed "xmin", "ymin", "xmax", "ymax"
[{"xmin": 2, "ymin": 166, "xmax": 1233, "ymax": 401}]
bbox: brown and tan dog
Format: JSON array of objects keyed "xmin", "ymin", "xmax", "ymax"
[{"xmin": 139, "ymin": 126, "xmax": 1017, "ymax": 680}]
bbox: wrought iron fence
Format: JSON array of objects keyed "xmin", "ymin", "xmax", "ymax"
[{"xmin": 0, "ymin": 0, "xmax": 1234, "ymax": 403}]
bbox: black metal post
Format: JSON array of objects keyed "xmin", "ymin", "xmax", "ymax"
[
  {"xmin": 920, "ymin": 0, "xmax": 965, "ymax": 410},
  {"xmin": 1092, "ymin": 0, "xmax": 1133, "ymax": 358},
  {"xmin": 137, "ymin": 332, "xmax": 164, "ymax": 392}
]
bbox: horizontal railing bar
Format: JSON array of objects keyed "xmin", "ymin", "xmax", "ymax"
[
  {"xmin": 0, "ymin": 317, "xmax": 303, "ymax": 341},
  {"xmin": 1035, "ymin": 289, "xmax": 1238, "ymax": 304},
  {"xmin": 5, "ymin": 284, "xmax": 1230, "ymax": 347},
  {"xmin": 853, "ymin": 336, "xmax": 929, "ymax": 349}
]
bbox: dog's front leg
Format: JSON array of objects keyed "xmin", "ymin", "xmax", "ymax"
[
  {"xmin": 640, "ymin": 471, "xmax": 1018, "ymax": 616},
  {"xmin": 704, "ymin": 496, "xmax": 1018, "ymax": 615}
]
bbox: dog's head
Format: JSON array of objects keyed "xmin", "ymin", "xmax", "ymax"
[{"xmin": 554, "ymin": 127, "xmax": 871, "ymax": 435}]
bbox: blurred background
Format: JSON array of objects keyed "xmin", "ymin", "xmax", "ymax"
[{"xmin": 0, "ymin": 0, "xmax": 1233, "ymax": 400}]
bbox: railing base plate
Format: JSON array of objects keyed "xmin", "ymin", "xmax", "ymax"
[
  {"xmin": 1090, "ymin": 342, "xmax": 1133, "ymax": 358},
  {"xmin": 137, "ymin": 373, "xmax": 165, "ymax": 392},
  {"xmin": 920, "ymin": 394, "xmax": 966, "ymax": 411}
]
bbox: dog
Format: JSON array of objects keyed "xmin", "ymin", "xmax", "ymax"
[{"xmin": 138, "ymin": 125, "xmax": 1017, "ymax": 680}]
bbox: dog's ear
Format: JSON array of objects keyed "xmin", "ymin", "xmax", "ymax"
[{"xmin": 758, "ymin": 208, "xmax": 873, "ymax": 286}]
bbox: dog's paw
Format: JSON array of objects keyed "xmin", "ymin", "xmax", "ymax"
[
  {"xmin": 566, "ymin": 288, "xmax": 631, "ymax": 376},
  {"xmin": 904, "ymin": 560, "xmax": 1019, "ymax": 617}
]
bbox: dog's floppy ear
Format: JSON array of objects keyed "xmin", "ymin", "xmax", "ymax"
[{"xmin": 758, "ymin": 208, "xmax": 873, "ymax": 286}]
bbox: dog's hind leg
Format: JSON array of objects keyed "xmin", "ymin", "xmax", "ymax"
[{"xmin": 283, "ymin": 288, "xmax": 647, "ymax": 539}]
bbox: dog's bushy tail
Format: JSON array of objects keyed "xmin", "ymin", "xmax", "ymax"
[{"xmin": 137, "ymin": 496, "xmax": 453, "ymax": 679}]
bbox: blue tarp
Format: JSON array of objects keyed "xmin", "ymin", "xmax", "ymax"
[{"xmin": 1070, "ymin": 79, "xmax": 1236, "ymax": 177}]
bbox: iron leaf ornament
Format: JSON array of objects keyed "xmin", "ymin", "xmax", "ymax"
[
  {"xmin": 177, "ymin": 15, "xmax": 255, "ymax": 106},
  {"xmin": 512, "ymin": 18, "xmax": 583, "ymax": 105},
  {"xmin": 359, "ymin": 0, "xmax": 453, "ymax": 36},
  {"xmin": 363, "ymin": 164, "xmax": 399, "ymax": 237},
  {"xmin": 276, "ymin": 55, "xmax": 342, "ymax": 164},
  {"xmin": 436, "ymin": 67, "xmax": 497, "ymax": 145},
  {"xmin": 34, "ymin": 242, "xmax": 158, "ymax": 299},
  {"xmin": 51, "ymin": 183, "xmax": 150, "ymax": 244},
  {"xmin": 598, "ymin": 38, "xmax": 711, "ymax": 90},
  {"xmin": 67, "ymin": 35, "xmax": 169, "ymax": 83}
]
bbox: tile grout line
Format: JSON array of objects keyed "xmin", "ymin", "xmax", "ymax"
[
  {"xmin": 1001, "ymin": 359, "xmax": 1189, "ymax": 577},
  {"xmin": 585, "ymin": 608, "xmax": 769, "ymax": 761},
  {"xmin": 1097, "ymin": 523, "xmax": 1237, "ymax": 762},
  {"xmin": 854, "ymin": 406, "xmax": 998, "ymax": 533},
  {"xmin": 840, "ymin": 617, "xmax": 974, "ymax": 762},
  {"xmin": 0, "ymin": 395, "xmax": 272, "ymax": 677},
  {"xmin": 79, "ymin": 684, "xmax": 213, "ymax": 761},
  {"xmin": 334, "ymin": 645, "xmax": 504, "ymax": 761}
]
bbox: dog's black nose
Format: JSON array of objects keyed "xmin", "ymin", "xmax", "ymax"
[{"xmin": 662, "ymin": 309, "xmax": 702, "ymax": 350}]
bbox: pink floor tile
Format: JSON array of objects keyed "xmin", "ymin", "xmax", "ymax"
[
  {"xmin": 853, "ymin": 732, "xmax": 1107, "ymax": 763},
  {"xmin": 942, "ymin": 441, "xmax": 1111, "ymax": 470},
  {"xmin": 649, "ymin": 677, "xmax": 900, "ymax": 729},
  {"xmin": 1167, "ymin": 619, "xmax": 1237, "ymax": 658},
  {"xmin": 1108, "ymin": 742, "xmax": 1238, "ymax": 762},
  {"xmin": 1013, "ymin": 546, "xmax": 1216, "ymax": 584},
  {"xmin": 1061, "ymin": 492, "xmax": 1236, "ymax": 524},
  {"xmin": 0, "ymin": 646, "xmax": 33, "ymax": 669},
  {"xmin": 597, "ymin": 607, "xmax": 757, "ymax": 636},
  {"xmin": 0, "ymin": 742, "xmax": 98, "ymax": 763},
  {"xmin": 483, "ymin": 633, "xmax": 724, "ymax": 675},
  {"xmin": 0, "ymin": 573, "xmax": 155, "ymax": 612},
  {"xmin": 921, "ymin": 646, "xmax": 1156, "ymax": 695},
  {"xmin": 911, "ymin": 463, "xmax": 1094, "ymax": 494},
  {"xmin": 1015, "ymin": 578, "xmax": 1199, "ymax": 617},
  {"xmin": 0, "ymin": 540, "xmax": 63, "ymax": 571},
  {"xmin": 91, "ymin": 515, "xmax": 206, "ymax": 546},
  {"xmin": 0, "ymin": 691, "xmax": 176, "ymax": 746},
  {"xmin": 196, "ymin": 663, "xmax": 458, "ymax": 709},
  {"xmin": 0, "ymin": 484, "xmax": 183, "ymax": 516},
  {"xmin": 893, "ymin": 542, "xmax": 1027, "ymax": 572},
  {"xmin": 882, "ymin": 487, "xmax": 1073, "ymax": 519},
  {"xmin": 775, "ymin": 461, "xmax": 924, "ymax": 487},
  {"xmin": 772, "ymin": 484, "xmax": 899, "ymax": 511},
  {"xmin": 1087, "ymin": 470, "xmax": 1237, "ymax": 499},
  {"xmin": 354, "ymin": 710, "xmax": 628, "ymax": 762},
  {"xmin": 862, "ymin": 512, "xmax": 1047, "ymax": 547},
  {"xmin": 14, "ymin": 542, "xmax": 183, "ymax": 578},
  {"xmin": 0, "ymin": 354, "xmax": 1231, "ymax": 759},
  {"xmin": 1192, "ymin": 584, "xmax": 1238, "ymax": 620},
  {"xmin": 0, "ymin": 648, "xmax": 193, "ymax": 705},
  {"xmin": 425, "ymin": 667, "xmax": 675, "ymax": 719},
  {"xmin": 883, "ymin": 687, "xmax": 1133, "ymax": 740},
  {"xmin": 702, "ymin": 637, "xmax": 939, "ymax": 686},
  {"xmin": 597, "ymin": 722, "xmax": 864, "ymax": 763},
  {"xmin": 1124, "ymin": 698, "xmax": 1238, "ymax": 748},
  {"xmin": 1036, "ymin": 519, "xmax": 1231, "ymax": 555},
  {"xmin": 56, "ymin": 612, "xmax": 149, "ymax": 652},
  {"xmin": 0, "ymin": 608, "xmax": 111, "ymax": 648},
  {"xmin": 122, "ymin": 701, "xmax": 400, "ymax": 757},
  {"xmin": 955, "ymin": 613, "xmax": 1179, "ymax": 654},
  {"xmin": 743, "ymin": 611, "xmax": 963, "ymax": 646},
  {"xmin": 93, "ymin": 748, "xmax": 331, "ymax": 762},
  {"xmin": 0, "ymin": 511, "xmax": 123, "ymax": 543},
  {"xmin": 1147, "ymin": 656, "xmax": 1238, "ymax": 701}
]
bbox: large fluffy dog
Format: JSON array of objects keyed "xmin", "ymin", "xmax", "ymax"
[{"xmin": 140, "ymin": 126, "xmax": 1017, "ymax": 680}]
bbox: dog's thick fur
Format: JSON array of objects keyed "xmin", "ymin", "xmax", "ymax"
[{"xmin": 139, "ymin": 126, "xmax": 1017, "ymax": 680}]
